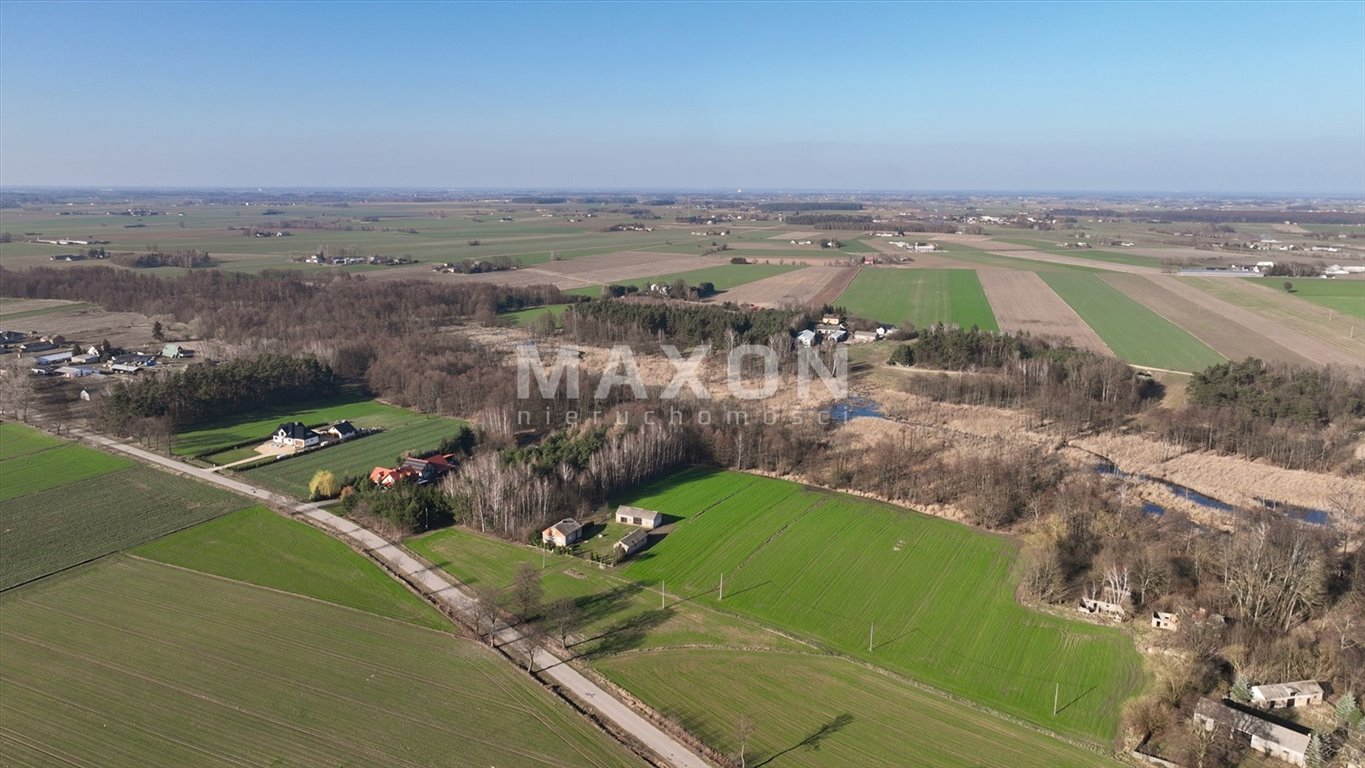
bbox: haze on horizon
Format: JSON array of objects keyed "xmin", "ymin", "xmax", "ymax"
[{"xmin": 2, "ymin": 1, "xmax": 1363, "ymax": 195}]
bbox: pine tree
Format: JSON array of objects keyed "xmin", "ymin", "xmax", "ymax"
[
  {"xmin": 1337, "ymin": 692, "xmax": 1361, "ymax": 726},
  {"xmin": 1304, "ymin": 733, "xmax": 1323, "ymax": 768},
  {"xmin": 1231, "ymin": 675, "xmax": 1252, "ymax": 703}
]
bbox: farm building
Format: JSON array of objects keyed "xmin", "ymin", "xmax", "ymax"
[
  {"xmin": 0, "ymin": 330, "xmax": 25, "ymax": 345},
  {"xmin": 616, "ymin": 505, "xmax": 662, "ymax": 529},
  {"xmin": 70, "ymin": 353, "xmax": 101, "ymax": 365},
  {"xmin": 796, "ymin": 329, "xmax": 818, "ymax": 347},
  {"xmin": 327, "ymin": 420, "xmax": 358, "ymax": 440},
  {"xmin": 542, "ymin": 518, "xmax": 584, "ymax": 548},
  {"xmin": 272, "ymin": 422, "xmax": 321, "ymax": 449},
  {"xmin": 54, "ymin": 365, "xmax": 96, "ymax": 378},
  {"xmin": 614, "ymin": 527, "xmax": 648, "ymax": 559},
  {"xmin": 1151, "ymin": 612, "xmax": 1179, "ymax": 631},
  {"xmin": 19, "ymin": 341, "xmax": 56, "ymax": 354},
  {"xmin": 1193, "ymin": 698, "xmax": 1311, "ymax": 767},
  {"xmin": 108, "ymin": 363, "xmax": 142, "ymax": 374},
  {"xmin": 1251, "ymin": 681, "xmax": 1324, "ymax": 710},
  {"xmin": 1078, "ymin": 597, "xmax": 1126, "ymax": 620},
  {"xmin": 160, "ymin": 343, "xmax": 192, "ymax": 358},
  {"xmin": 399, "ymin": 453, "xmax": 457, "ymax": 484},
  {"xmin": 34, "ymin": 351, "xmax": 74, "ymax": 366}
]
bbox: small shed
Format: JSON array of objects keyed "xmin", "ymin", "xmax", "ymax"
[
  {"xmin": 542, "ymin": 518, "xmax": 584, "ymax": 548},
  {"xmin": 161, "ymin": 343, "xmax": 192, "ymax": 359},
  {"xmin": 613, "ymin": 527, "xmax": 648, "ymax": 560},
  {"xmin": 1251, "ymin": 681, "xmax": 1324, "ymax": 710},
  {"xmin": 1151, "ymin": 611, "xmax": 1179, "ymax": 631},
  {"xmin": 615, "ymin": 505, "xmax": 662, "ymax": 530}
]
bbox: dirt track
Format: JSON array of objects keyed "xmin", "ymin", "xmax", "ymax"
[{"xmin": 977, "ymin": 270, "xmax": 1111, "ymax": 353}]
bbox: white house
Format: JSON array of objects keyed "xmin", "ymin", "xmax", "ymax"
[
  {"xmin": 796, "ymin": 329, "xmax": 818, "ymax": 347},
  {"xmin": 272, "ymin": 422, "xmax": 321, "ymax": 449},
  {"xmin": 613, "ymin": 527, "xmax": 648, "ymax": 560},
  {"xmin": 541, "ymin": 518, "xmax": 584, "ymax": 548},
  {"xmin": 1251, "ymin": 681, "xmax": 1324, "ymax": 710},
  {"xmin": 615, "ymin": 505, "xmax": 662, "ymax": 530}
]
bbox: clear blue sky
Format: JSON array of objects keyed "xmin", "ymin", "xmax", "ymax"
[{"xmin": 2, "ymin": 1, "xmax": 1362, "ymax": 193}]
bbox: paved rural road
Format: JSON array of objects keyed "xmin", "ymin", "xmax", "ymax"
[{"xmin": 71, "ymin": 429, "xmax": 712, "ymax": 768}]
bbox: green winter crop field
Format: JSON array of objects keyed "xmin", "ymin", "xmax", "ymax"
[
  {"xmin": 173, "ymin": 394, "xmax": 425, "ymax": 458},
  {"xmin": 1041, "ymin": 272, "xmax": 1225, "ymax": 371},
  {"xmin": 0, "ymin": 556, "xmax": 639, "ymax": 768},
  {"xmin": 1259, "ymin": 277, "xmax": 1365, "ymax": 319},
  {"xmin": 0, "ymin": 424, "xmax": 251, "ymax": 590},
  {"xmin": 240, "ymin": 416, "xmax": 466, "ymax": 497},
  {"xmin": 611, "ymin": 469, "xmax": 1142, "ymax": 742},
  {"xmin": 135, "ymin": 506, "xmax": 446, "ymax": 629},
  {"xmin": 835, "ymin": 268, "xmax": 999, "ymax": 330},
  {"xmin": 598, "ymin": 650, "xmax": 1120, "ymax": 768}
]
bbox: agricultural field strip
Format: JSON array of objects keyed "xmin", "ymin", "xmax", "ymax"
[
  {"xmin": 1246, "ymin": 277, "xmax": 1365, "ymax": 320},
  {"xmin": 706, "ymin": 266, "xmax": 858, "ymax": 308},
  {"xmin": 1040, "ymin": 272, "xmax": 1224, "ymax": 372},
  {"xmin": 1099, "ymin": 274, "xmax": 1316, "ymax": 368},
  {"xmin": 834, "ymin": 268, "xmax": 999, "ymax": 330},
  {"xmin": 1180, "ymin": 277, "xmax": 1365, "ymax": 364},
  {"xmin": 976, "ymin": 269, "xmax": 1111, "ymax": 354},
  {"xmin": 982, "ymin": 248, "xmax": 1156, "ymax": 274},
  {"xmin": 0, "ymin": 443, "xmax": 133, "ymax": 501},
  {"xmin": 0, "ymin": 558, "xmax": 636, "ymax": 768},
  {"xmin": 173, "ymin": 397, "xmax": 423, "ymax": 457}
]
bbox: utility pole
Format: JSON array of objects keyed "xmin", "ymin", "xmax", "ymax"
[
  {"xmin": 661, "ymin": 581, "xmax": 666, "ymax": 609},
  {"xmin": 719, "ymin": 573, "xmax": 724, "ymax": 601},
  {"xmin": 868, "ymin": 623, "xmax": 874, "ymax": 652},
  {"xmin": 542, "ymin": 545, "xmax": 546, "ymax": 569},
  {"xmin": 1053, "ymin": 683, "xmax": 1059, "ymax": 716}
]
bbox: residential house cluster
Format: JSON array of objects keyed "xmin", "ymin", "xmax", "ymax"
[
  {"xmin": 798, "ymin": 317, "xmax": 893, "ymax": 347},
  {"xmin": 369, "ymin": 451, "xmax": 457, "ymax": 488}
]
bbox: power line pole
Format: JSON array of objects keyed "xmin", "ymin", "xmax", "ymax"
[
  {"xmin": 868, "ymin": 623, "xmax": 874, "ymax": 652},
  {"xmin": 1053, "ymin": 683, "xmax": 1059, "ymax": 716},
  {"xmin": 719, "ymin": 573, "xmax": 724, "ymax": 601},
  {"xmin": 661, "ymin": 581, "xmax": 666, "ymax": 609}
]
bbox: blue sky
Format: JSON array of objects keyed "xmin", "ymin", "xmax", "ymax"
[{"xmin": 2, "ymin": 1, "xmax": 1362, "ymax": 193}]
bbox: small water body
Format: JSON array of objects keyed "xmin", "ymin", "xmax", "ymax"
[
  {"xmin": 826, "ymin": 397, "xmax": 884, "ymax": 423},
  {"xmin": 1141, "ymin": 502, "xmax": 1166, "ymax": 517},
  {"xmin": 1095, "ymin": 462, "xmax": 1327, "ymax": 526}
]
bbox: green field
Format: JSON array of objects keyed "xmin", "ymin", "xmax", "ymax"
[
  {"xmin": 563, "ymin": 263, "xmax": 801, "ymax": 298},
  {"xmin": 0, "ymin": 425, "xmax": 252, "ymax": 590},
  {"xmin": 172, "ymin": 394, "xmax": 425, "ymax": 457},
  {"xmin": 0, "ymin": 556, "xmax": 638, "ymax": 767},
  {"xmin": 0, "ymin": 443, "xmax": 133, "ymax": 501},
  {"xmin": 1041, "ymin": 272, "xmax": 1225, "ymax": 371},
  {"xmin": 1260, "ymin": 277, "xmax": 1365, "ymax": 319},
  {"xmin": 135, "ymin": 506, "xmax": 446, "ymax": 629},
  {"xmin": 835, "ymin": 268, "xmax": 999, "ymax": 330},
  {"xmin": 409, "ymin": 526, "xmax": 804, "ymax": 655},
  {"xmin": 0, "ymin": 422, "xmax": 65, "ymax": 460},
  {"xmin": 241, "ymin": 415, "xmax": 466, "ymax": 497},
  {"xmin": 607, "ymin": 469, "xmax": 1141, "ymax": 741},
  {"xmin": 599, "ymin": 650, "xmax": 1119, "ymax": 767},
  {"xmin": 501, "ymin": 303, "xmax": 571, "ymax": 326}
]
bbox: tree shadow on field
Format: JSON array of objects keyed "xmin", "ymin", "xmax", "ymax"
[
  {"xmin": 754, "ymin": 713, "xmax": 855, "ymax": 766},
  {"xmin": 571, "ymin": 582, "xmax": 645, "ymax": 633},
  {"xmin": 579, "ymin": 608, "xmax": 671, "ymax": 659}
]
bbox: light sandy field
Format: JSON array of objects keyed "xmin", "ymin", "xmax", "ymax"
[
  {"xmin": 408, "ymin": 251, "xmax": 735, "ymax": 290},
  {"xmin": 1272, "ymin": 223, "xmax": 1312, "ymax": 235},
  {"xmin": 977, "ymin": 270, "xmax": 1111, "ymax": 353},
  {"xmin": 772, "ymin": 230, "xmax": 824, "ymax": 240},
  {"xmin": 1180, "ymin": 277, "xmax": 1365, "ymax": 367},
  {"xmin": 711, "ymin": 265, "xmax": 858, "ymax": 307},
  {"xmin": 1101, "ymin": 274, "xmax": 1318, "ymax": 367},
  {"xmin": 983, "ymin": 249, "xmax": 1157, "ymax": 274}
]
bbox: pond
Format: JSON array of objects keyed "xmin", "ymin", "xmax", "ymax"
[
  {"xmin": 826, "ymin": 397, "xmax": 884, "ymax": 423},
  {"xmin": 1094, "ymin": 462, "xmax": 1328, "ymax": 526}
]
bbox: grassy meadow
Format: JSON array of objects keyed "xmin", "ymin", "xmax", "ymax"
[
  {"xmin": 609, "ymin": 469, "xmax": 1142, "ymax": 741},
  {"xmin": 0, "ymin": 556, "xmax": 639, "ymax": 768},
  {"xmin": 1268, "ymin": 277, "xmax": 1365, "ymax": 319},
  {"xmin": 835, "ymin": 268, "xmax": 999, "ymax": 330},
  {"xmin": 1042, "ymin": 272, "xmax": 1225, "ymax": 371}
]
